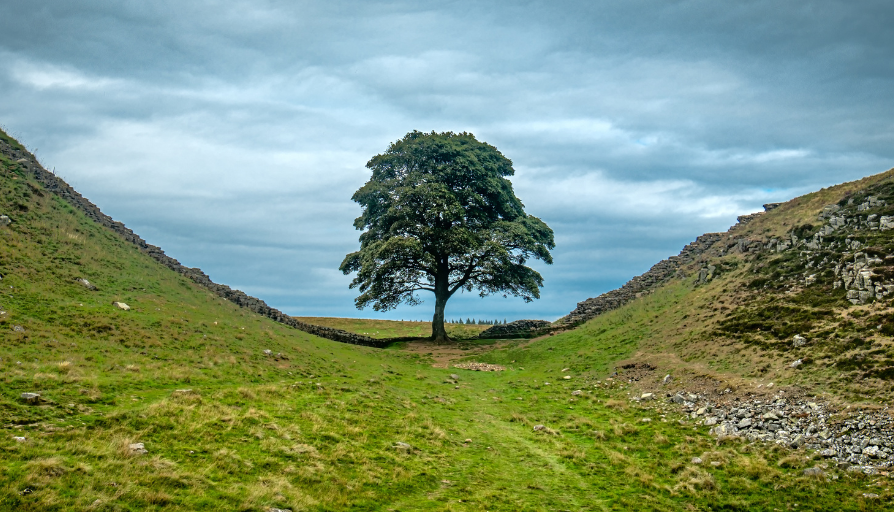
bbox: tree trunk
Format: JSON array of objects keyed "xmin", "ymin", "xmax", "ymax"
[
  {"xmin": 430, "ymin": 261, "xmax": 451, "ymax": 343},
  {"xmin": 431, "ymin": 293, "xmax": 449, "ymax": 343}
]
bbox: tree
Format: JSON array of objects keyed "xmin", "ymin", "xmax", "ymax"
[{"xmin": 339, "ymin": 131, "xmax": 555, "ymax": 343}]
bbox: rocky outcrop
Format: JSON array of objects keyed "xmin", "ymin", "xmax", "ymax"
[
  {"xmin": 559, "ymin": 232, "xmax": 724, "ymax": 326},
  {"xmin": 0, "ymin": 136, "xmax": 388, "ymax": 348},
  {"xmin": 757, "ymin": 192, "xmax": 894, "ymax": 305},
  {"xmin": 479, "ymin": 319, "xmax": 552, "ymax": 339}
]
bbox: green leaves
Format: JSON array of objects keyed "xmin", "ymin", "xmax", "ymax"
[{"xmin": 340, "ymin": 131, "xmax": 554, "ymax": 336}]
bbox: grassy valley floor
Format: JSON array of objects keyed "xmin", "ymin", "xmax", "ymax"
[{"xmin": 1, "ymin": 130, "xmax": 892, "ymax": 510}]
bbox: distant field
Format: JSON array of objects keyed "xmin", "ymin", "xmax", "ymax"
[{"xmin": 293, "ymin": 316, "xmax": 490, "ymax": 339}]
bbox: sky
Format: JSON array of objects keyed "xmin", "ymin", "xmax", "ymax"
[{"xmin": 1, "ymin": 1, "xmax": 893, "ymax": 322}]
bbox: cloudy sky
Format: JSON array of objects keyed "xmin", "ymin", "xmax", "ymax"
[{"xmin": 2, "ymin": 1, "xmax": 893, "ymax": 321}]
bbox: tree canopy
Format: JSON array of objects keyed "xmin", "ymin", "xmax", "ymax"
[{"xmin": 339, "ymin": 130, "xmax": 554, "ymax": 342}]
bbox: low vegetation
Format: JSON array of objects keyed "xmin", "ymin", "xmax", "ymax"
[{"xmin": 1, "ymin": 130, "xmax": 892, "ymax": 509}]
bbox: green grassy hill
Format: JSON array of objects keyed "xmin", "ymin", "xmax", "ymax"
[{"xmin": 1, "ymin": 129, "xmax": 889, "ymax": 511}]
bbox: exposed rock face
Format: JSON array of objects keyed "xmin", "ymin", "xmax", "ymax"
[
  {"xmin": 559, "ymin": 232, "xmax": 724, "ymax": 326},
  {"xmin": 0, "ymin": 137, "xmax": 389, "ymax": 349},
  {"xmin": 479, "ymin": 319, "xmax": 552, "ymax": 339},
  {"xmin": 793, "ymin": 195, "xmax": 894, "ymax": 304}
]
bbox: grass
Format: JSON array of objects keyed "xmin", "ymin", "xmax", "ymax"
[
  {"xmin": 293, "ymin": 317, "xmax": 489, "ymax": 340},
  {"xmin": 1, "ymin": 129, "xmax": 891, "ymax": 510}
]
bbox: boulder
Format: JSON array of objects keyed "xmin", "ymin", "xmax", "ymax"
[
  {"xmin": 862, "ymin": 445, "xmax": 881, "ymax": 458},
  {"xmin": 803, "ymin": 467, "xmax": 825, "ymax": 477},
  {"xmin": 129, "ymin": 442, "xmax": 148, "ymax": 455},
  {"xmin": 691, "ymin": 457, "xmax": 703, "ymax": 464},
  {"xmin": 20, "ymin": 393, "xmax": 40, "ymax": 404},
  {"xmin": 393, "ymin": 441, "xmax": 413, "ymax": 451},
  {"xmin": 13, "ymin": 436, "xmax": 26, "ymax": 443},
  {"xmin": 76, "ymin": 278, "xmax": 96, "ymax": 290},
  {"xmin": 112, "ymin": 302, "xmax": 130, "ymax": 311},
  {"xmin": 792, "ymin": 335, "xmax": 807, "ymax": 347},
  {"xmin": 662, "ymin": 374, "xmax": 673, "ymax": 384},
  {"xmin": 12, "ymin": 325, "xmax": 25, "ymax": 333},
  {"xmin": 0, "ymin": 215, "xmax": 10, "ymax": 227}
]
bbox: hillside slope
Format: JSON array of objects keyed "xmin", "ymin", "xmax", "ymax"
[
  {"xmin": 553, "ymin": 169, "xmax": 894, "ymax": 401},
  {"xmin": 1, "ymin": 128, "xmax": 889, "ymax": 511}
]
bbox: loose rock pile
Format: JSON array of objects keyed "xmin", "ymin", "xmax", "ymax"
[
  {"xmin": 647, "ymin": 390, "xmax": 894, "ymax": 470},
  {"xmin": 453, "ymin": 362, "xmax": 505, "ymax": 372}
]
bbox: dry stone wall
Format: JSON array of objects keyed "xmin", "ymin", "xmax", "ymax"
[
  {"xmin": 559, "ymin": 232, "xmax": 726, "ymax": 326},
  {"xmin": 0, "ymin": 137, "xmax": 387, "ymax": 348},
  {"xmin": 558, "ymin": 197, "xmax": 856, "ymax": 326},
  {"xmin": 479, "ymin": 319, "xmax": 552, "ymax": 339}
]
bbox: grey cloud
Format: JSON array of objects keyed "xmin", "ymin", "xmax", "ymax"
[{"xmin": 1, "ymin": 1, "xmax": 893, "ymax": 321}]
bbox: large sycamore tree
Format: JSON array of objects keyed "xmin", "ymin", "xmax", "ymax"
[{"xmin": 340, "ymin": 131, "xmax": 555, "ymax": 343}]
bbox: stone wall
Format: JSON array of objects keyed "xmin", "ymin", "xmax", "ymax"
[
  {"xmin": 558, "ymin": 232, "xmax": 725, "ymax": 326},
  {"xmin": 558, "ymin": 202, "xmax": 793, "ymax": 326},
  {"xmin": 479, "ymin": 319, "xmax": 553, "ymax": 339},
  {"xmin": 0, "ymin": 137, "xmax": 387, "ymax": 349}
]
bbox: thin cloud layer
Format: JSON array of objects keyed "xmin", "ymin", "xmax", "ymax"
[{"xmin": 1, "ymin": 1, "xmax": 892, "ymax": 321}]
